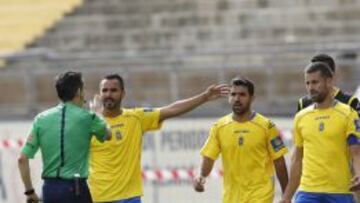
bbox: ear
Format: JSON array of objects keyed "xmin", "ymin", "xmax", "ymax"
[
  {"xmin": 78, "ymin": 88, "xmax": 85, "ymax": 99},
  {"xmin": 75, "ymin": 88, "xmax": 81, "ymax": 97},
  {"xmin": 326, "ymin": 77, "xmax": 334, "ymax": 86},
  {"xmin": 120, "ymin": 90, "xmax": 126, "ymax": 99}
]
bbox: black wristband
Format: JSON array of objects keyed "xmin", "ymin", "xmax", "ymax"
[{"xmin": 24, "ymin": 189, "xmax": 34, "ymax": 196}]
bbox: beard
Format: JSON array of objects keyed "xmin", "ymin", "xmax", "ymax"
[
  {"xmin": 102, "ymin": 98, "xmax": 120, "ymax": 110},
  {"xmin": 232, "ymin": 103, "xmax": 250, "ymax": 116},
  {"xmin": 310, "ymin": 90, "xmax": 327, "ymax": 103}
]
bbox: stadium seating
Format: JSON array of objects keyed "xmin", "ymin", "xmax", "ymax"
[
  {"xmin": 1, "ymin": 0, "xmax": 360, "ymax": 118},
  {"xmin": 0, "ymin": 0, "xmax": 83, "ymax": 55}
]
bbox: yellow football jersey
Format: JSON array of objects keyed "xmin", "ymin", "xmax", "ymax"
[
  {"xmin": 201, "ymin": 112, "xmax": 288, "ymax": 203},
  {"xmin": 88, "ymin": 108, "xmax": 161, "ymax": 202},
  {"xmin": 294, "ymin": 101, "xmax": 360, "ymax": 193}
]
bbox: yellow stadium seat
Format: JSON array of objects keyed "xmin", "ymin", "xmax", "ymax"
[{"xmin": 0, "ymin": 0, "xmax": 83, "ymax": 67}]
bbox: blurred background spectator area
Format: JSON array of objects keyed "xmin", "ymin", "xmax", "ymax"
[{"xmin": 0, "ymin": 0, "xmax": 360, "ymax": 119}]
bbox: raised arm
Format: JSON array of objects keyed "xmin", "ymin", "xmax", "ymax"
[
  {"xmin": 193, "ymin": 156, "xmax": 215, "ymax": 192},
  {"xmin": 280, "ymin": 146, "xmax": 303, "ymax": 203},
  {"xmin": 159, "ymin": 84, "xmax": 229, "ymax": 122}
]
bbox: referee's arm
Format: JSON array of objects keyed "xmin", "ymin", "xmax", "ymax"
[
  {"xmin": 18, "ymin": 153, "xmax": 34, "ymax": 193},
  {"xmin": 18, "ymin": 153, "xmax": 40, "ymax": 202}
]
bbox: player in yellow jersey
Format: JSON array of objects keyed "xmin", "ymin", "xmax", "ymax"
[
  {"xmin": 193, "ymin": 76, "xmax": 289, "ymax": 203},
  {"xmin": 297, "ymin": 54, "xmax": 360, "ymax": 116},
  {"xmin": 281, "ymin": 62, "xmax": 360, "ymax": 203},
  {"xmin": 88, "ymin": 74, "xmax": 229, "ymax": 203}
]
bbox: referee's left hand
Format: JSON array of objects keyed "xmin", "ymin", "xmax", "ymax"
[
  {"xmin": 26, "ymin": 192, "xmax": 41, "ymax": 203},
  {"xmin": 350, "ymin": 175, "xmax": 360, "ymax": 191}
]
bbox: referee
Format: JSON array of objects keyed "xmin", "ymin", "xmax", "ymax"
[{"xmin": 18, "ymin": 71, "xmax": 111, "ymax": 203}]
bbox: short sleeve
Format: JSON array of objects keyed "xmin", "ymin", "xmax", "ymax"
[
  {"xmin": 267, "ymin": 121, "xmax": 288, "ymax": 160},
  {"xmin": 137, "ymin": 108, "xmax": 162, "ymax": 132},
  {"xmin": 293, "ymin": 115, "xmax": 303, "ymax": 147},
  {"xmin": 91, "ymin": 113, "xmax": 108, "ymax": 143},
  {"xmin": 347, "ymin": 110, "xmax": 360, "ymax": 138},
  {"xmin": 21, "ymin": 118, "xmax": 40, "ymax": 159},
  {"xmin": 200, "ymin": 125, "xmax": 221, "ymax": 161}
]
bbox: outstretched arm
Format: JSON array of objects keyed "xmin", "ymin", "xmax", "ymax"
[
  {"xmin": 159, "ymin": 84, "xmax": 229, "ymax": 122},
  {"xmin": 193, "ymin": 156, "xmax": 215, "ymax": 192},
  {"xmin": 280, "ymin": 147, "xmax": 303, "ymax": 203}
]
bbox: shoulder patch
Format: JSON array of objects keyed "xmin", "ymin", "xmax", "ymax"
[{"xmin": 270, "ymin": 136, "xmax": 285, "ymax": 152}]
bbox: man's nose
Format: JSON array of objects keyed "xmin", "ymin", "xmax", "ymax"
[{"xmin": 103, "ymin": 91, "xmax": 111, "ymax": 96}]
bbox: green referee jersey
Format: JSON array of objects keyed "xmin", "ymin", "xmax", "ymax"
[{"xmin": 21, "ymin": 102, "xmax": 107, "ymax": 179}]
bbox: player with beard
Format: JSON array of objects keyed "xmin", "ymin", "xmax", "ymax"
[
  {"xmin": 18, "ymin": 71, "xmax": 111, "ymax": 203},
  {"xmin": 280, "ymin": 62, "xmax": 360, "ymax": 203},
  {"xmin": 296, "ymin": 54, "xmax": 360, "ymax": 116},
  {"xmin": 88, "ymin": 74, "xmax": 229, "ymax": 203},
  {"xmin": 193, "ymin": 76, "xmax": 289, "ymax": 203}
]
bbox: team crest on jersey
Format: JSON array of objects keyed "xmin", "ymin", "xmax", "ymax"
[
  {"xmin": 355, "ymin": 119, "xmax": 360, "ymax": 132},
  {"xmin": 115, "ymin": 131, "xmax": 123, "ymax": 140},
  {"xmin": 319, "ymin": 122, "xmax": 325, "ymax": 131},
  {"xmin": 270, "ymin": 136, "xmax": 285, "ymax": 152},
  {"xmin": 238, "ymin": 137, "xmax": 244, "ymax": 146}
]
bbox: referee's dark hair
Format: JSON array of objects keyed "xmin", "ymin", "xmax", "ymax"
[
  {"xmin": 231, "ymin": 76, "xmax": 255, "ymax": 96},
  {"xmin": 305, "ymin": 62, "xmax": 333, "ymax": 79},
  {"xmin": 55, "ymin": 71, "xmax": 84, "ymax": 102},
  {"xmin": 103, "ymin": 74, "xmax": 125, "ymax": 91},
  {"xmin": 311, "ymin": 54, "xmax": 335, "ymax": 73}
]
